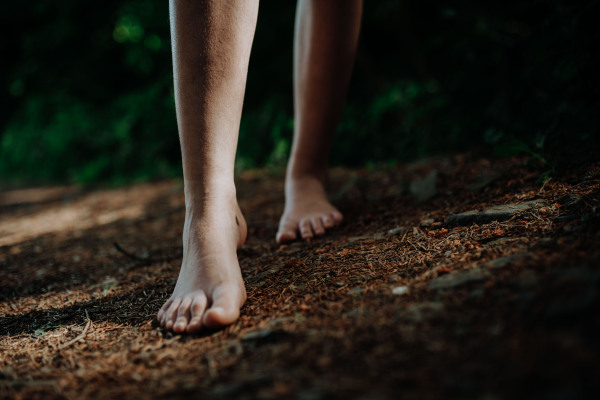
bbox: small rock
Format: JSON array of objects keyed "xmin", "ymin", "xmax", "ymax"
[
  {"xmin": 268, "ymin": 317, "xmax": 290, "ymax": 328},
  {"xmin": 482, "ymin": 253, "xmax": 530, "ymax": 269},
  {"xmin": 409, "ymin": 170, "xmax": 438, "ymax": 201},
  {"xmin": 241, "ymin": 329, "xmax": 291, "ymax": 347},
  {"xmin": 348, "ymin": 235, "xmax": 369, "ymax": 243},
  {"xmin": 428, "ymin": 268, "xmax": 490, "ymax": 290},
  {"xmin": 391, "ymin": 286, "xmax": 408, "ymax": 295},
  {"xmin": 445, "ymin": 199, "xmax": 545, "ymax": 226},
  {"xmin": 420, "ymin": 217, "xmax": 435, "ymax": 227},
  {"xmin": 387, "ymin": 226, "xmax": 408, "ymax": 235}
]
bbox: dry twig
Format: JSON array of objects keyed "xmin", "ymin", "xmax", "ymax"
[{"xmin": 58, "ymin": 312, "xmax": 92, "ymax": 350}]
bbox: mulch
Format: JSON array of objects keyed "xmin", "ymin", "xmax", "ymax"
[{"xmin": 1, "ymin": 152, "xmax": 599, "ymax": 399}]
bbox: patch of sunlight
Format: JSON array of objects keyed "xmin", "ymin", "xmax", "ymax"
[{"xmin": 0, "ymin": 182, "xmax": 175, "ymax": 247}]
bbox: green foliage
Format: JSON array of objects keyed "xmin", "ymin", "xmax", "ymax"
[
  {"xmin": 0, "ymin": 0, "xmax": 179, "ymax": 184},
  {"xmin": 1, "ymin": 0, "xmax": 598, "ymax": 185}
]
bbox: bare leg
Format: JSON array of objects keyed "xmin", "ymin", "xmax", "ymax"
[
  {"xmin": 157, "ymin": 0, "xmax": 258, "ymax": 333},
  {"xmin": 277, "ymin": 0, "xmax": 363, "ymax": 243}
]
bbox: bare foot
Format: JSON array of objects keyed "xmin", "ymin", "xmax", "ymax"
[
  {"xmin": 276, "ymin": 175, "xmax": 343, "ymax": 243},
  {"xmin": 157, "ymin": 191, "xmax": 247, "ymax": 333}
]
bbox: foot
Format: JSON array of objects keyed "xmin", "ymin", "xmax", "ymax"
[
  {"xmin": 276, "ymin": 175, "xmax": 343, "ymax": 243},
  {"xmin": 157, "ymin": 190, "xmax": 247, "ymax": 333}
]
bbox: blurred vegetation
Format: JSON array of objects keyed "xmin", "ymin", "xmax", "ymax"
[{"xmin": 1, "ymin": 0, "xmax": 598, "ymax": 185}]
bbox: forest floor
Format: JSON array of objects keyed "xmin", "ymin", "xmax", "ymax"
[{"xmin": 1, "ymin": 152, "xmax": 599, "ymax": 400}]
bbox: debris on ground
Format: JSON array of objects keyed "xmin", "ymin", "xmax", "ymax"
[{"xmin": 1, "ymin": 153, "xmax": 599, "ymax": 399}]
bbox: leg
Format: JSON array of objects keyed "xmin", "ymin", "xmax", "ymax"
[
  {"xmin": 277, "ymin": 0, "xmax": 363, "ymax": 243},
  {"xmin": 157, "ymin": 0, "xmax": 259, "ymax": 333}
]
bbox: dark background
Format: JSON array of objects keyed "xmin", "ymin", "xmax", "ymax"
[{"xmin": 1, "ymin": 0, "xmax": 598, "ymax": 185}]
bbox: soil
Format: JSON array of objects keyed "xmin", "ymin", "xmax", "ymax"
[{"xmin": 1, "ymin": 152, "xmax": 599, "ymax": 400}]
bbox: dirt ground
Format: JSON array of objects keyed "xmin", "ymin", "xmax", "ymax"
[{"xmin": 1, "ymin": 152, "xmax": 599, "ymax": 400}]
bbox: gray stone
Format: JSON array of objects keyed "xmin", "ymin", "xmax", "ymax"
[
  {"xmin": 420, "ymin": 217, "xmax": 435, "ymax": 227},
  {"xmin": 391, "ymin": 286, "xmax": 409, "ymax": 295},
  {"xmin": 445, "ymin": 199, "xmax": 545, "ymax": 226},
  {"xmin": 409, "ymin": 170, "xmax": 438, "ymax": 201},
  {"xmin": 240, "ymin": 329, "xmax": 292, "ymax": 347},
  {"xmin": 387, "ymin": 226, "xmax": 408, "ymax": 235},
  {"xmin": 268, "ymin": 317, "xmax": 290, "ymax": 328},
  {"xmin": 482, "ymin": 253, "xmax": 530, "ymax": 269},
  {"xmin": 428, "ymin": 268, "xmax": 490, "ymax": 290}
]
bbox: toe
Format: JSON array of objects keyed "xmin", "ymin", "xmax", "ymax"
[
  {"xmin": 276, "ymin": 218, "xmax": 298, "ymax": 243},
  {"xmin": 157, "ymin": 299, "xmax": 172, "ymax": 324},
  {"xmin": 173, "ymin": 296, "xmax": 193, "ymax": 333},
  {"xmin": 276, "ymin": 229, "xmax": 297, "ymax": 244},
  {"xmin": 311, "ymin": 217, "xmax": 325, "ymax": 236},
  {"xmin": 299, "ymin": 218, "xmax": 314, "ymax": 239},
  {"xmin": 331, "ymin": 211, "xmax": 343, "ymax": 225},
  {"xmin": 164, "ymin": 298, "xmax": 182, "ymax": 330},
  {"xmin": 203, "ymin": 286, "xmax": 242, "ymax": 329},
  {"xmin": 321, "ymin": 215, "xmax": 335, "ymax": 229},
  {"xmin": 186, "ymin": 293, "xmax": 208, "ymax": 333}
]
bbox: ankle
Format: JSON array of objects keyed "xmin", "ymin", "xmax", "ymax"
[
  {"xmin": 286, "ymin": 154, "xmax": 330, "ymax": 183},
  {"xmin": 284, "ymin": 174, "xmax": 331, "ymax": 201},
  {"xmin": 184, "ymin": 177, "xmax": 237, "ymax": 204},
  {"xmin": 287, "ymin": 166, "xmax": 328, "ymax": 187}
]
